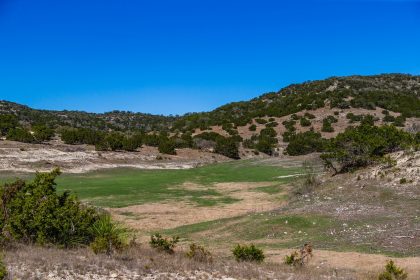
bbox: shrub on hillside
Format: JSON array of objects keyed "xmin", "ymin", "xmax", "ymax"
[
  {"xmin": 255, "ymin": 118, "xmax": 267, "ymax": 124},
  {"xmin": 248, "ymin": 124, "xmax": 257, "ymax": 131},
  {"xmin": 60, "ymin": 128, "xmax": 105, "ymax": 145},
  {"xmin": 304, "ymin": 112, "xmax": 316, "ymax": 119},
  {"xmin": 378, "ymin": 260, "xmax": 407, "ymax": 280},
  {"xmin": 321, "ymin": 118, "xmax": 334, "ymax": 132},
  {"xmin": 0, "ymin": 168, "xmax": 100, "ymax": 247},
  {"xmin": 346, "ymin": 113, "xmax": 363, "ymax": 123},
  {"xmin": 90, "ymin": 215, "xmax": 128, "ymax": 255},
  {"xmin": 215, "ymin": 137, "xmax": 240, "ymax": 159},
  {"xmin": 158, "ymin": 139, "xmax": 177, "ymax": 155},
  {"xmin": 105, "ymin": 133, "xmax": 124, "ymax": 151},
  {"xmin": 232, "ymin": 244, "xmax": 265, "ymax": 263},
  {"xmin": 265, "ymin": 121, "xmax": 278, "ymax": 128},
  {"xmin": 299, "ymin": 117, "xmax": 311, "ymax": 127},
  {"xmin": 383, "ymin": 115, "xmax": 396, "ymax": 123},
  {"xmin": 321, "ymin": 124, "xmax": 415, "ymax": 173},
  {"xmin": 186, "ymin": 243, "xmax": 213, "ymax": 263},
  {"xmin": 285, "ymin": 131, "xmax": 325, "ymax": 156},
  {"xmin": 32, "ymin": 125, "xmax": 55, "ymax": 142},
  {"xmin": 150, "ymin": 233, "xmax": 179, "ymax": 254},
  {"xmin": 122, "ymin": 135, "xmax": 142, "ymax": 151},
  {"xmin": 0, "ymin": 114, "xmax": 18, "ymax": 136},
  {"xmin": 282, "ymin": 120, "xmax": 296, "ymax": 131},
  {"xmin": 255, "ymin": 128, "xmax": 278, "ymax": 155},
  {"xmin": 393, "ymin": 116, "xmax": 406, "ymax": 127},
  {"xmin": 6, "ymin": 128, "xmax": 35, "ymax": 143}
]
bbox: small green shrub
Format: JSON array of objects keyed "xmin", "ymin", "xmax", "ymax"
[
  {"xmin": 304, "ymin": 112, "xmax": 316, "ymax": 119},
  {"xmin": 150, "ymin": 233, "xmax": 179, "ymax": 254},
  {"xmin": 90, "ymin": 215, "xmax": 128, "ymax": 255},
  {"xmin": 249, "ymin": 124, "xmax": 257, "ymax": 131},
  {"xmin": 399, "ymin": 178, "xmax": 407, "ymax": 184},
  {"xmin": 186, "ymin": 243, "xmax": 213, "ymax": 262},
  {"xmin": 321, "ymin": 119, "xmax": 334, "ymax": 132},
  {"xmin": 232, "ymin": 244, "xmax": 265, "ymax": 263},
  {"xmin": 158, "ymin": 139, "xmax": 177, "ymax": 155},
  {"xmin": 255, "ymin": 118, "xmax": 267, "ymax": 124},
  {"xmin": 300, "ymin": 117, "xmax": 311, "ymax": 127},
  {"xmin": 215, "ymin": 137, "xmax": 240, "ymax": 159},
  {"xmin": 285, "ymin": 131, "xmax": 325, "ymax": 156},
  {"xmin": 378, "ymin": 260, "xmax": 407, "ymax": 280}
]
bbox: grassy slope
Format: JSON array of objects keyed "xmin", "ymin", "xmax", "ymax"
[{"xmin": 52, "ymin": 160, "xmax": 302, "ymax": 207}]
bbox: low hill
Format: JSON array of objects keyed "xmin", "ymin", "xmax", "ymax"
[
  {"xmin": 2, "ymin": 74, "xmax": 420, "ymax": 132},
  {"xmin": 1, "ymin": 73, "xmax": 419, "ymax": 160}
]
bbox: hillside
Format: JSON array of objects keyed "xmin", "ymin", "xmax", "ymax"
[
  {"xmin": 2, "ymin": 74, "xmax": 420, "ymax": 132},
  {"xmin": 1, "ymin": 73, "xmax": 420, "ymax": 164},
  {"xmin": 0, "ymin": 101, "xmax": 176, "ymax": 131}
]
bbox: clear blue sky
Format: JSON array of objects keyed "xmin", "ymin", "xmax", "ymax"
[{"xmin": 1, "ymin": 0, "xmax": 419, "ymax": 115}]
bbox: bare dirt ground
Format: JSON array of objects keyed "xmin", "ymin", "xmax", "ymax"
[
  {"xmin": 0, "ymin": 140, "xmax": 228, "ymax": 173},
  {"xmin": 110, "ymin": 181, "xmax": 285, "ymax": 234}
]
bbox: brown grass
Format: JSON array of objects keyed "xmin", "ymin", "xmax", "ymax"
[{"xmin": 4, "ymin": 243, "xmax": 359, "ymax": 280}]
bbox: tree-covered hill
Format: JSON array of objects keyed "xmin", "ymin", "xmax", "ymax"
[
  {"xmin": 173, "ymin": 74, "xmax": 420, "ymax": 132},
  {"xmin": 0, "ymin": 101, "xmax": 177, "ymax": 132},
  {"xmin": 1, "ymin": 74, "xmax": 419, "ymax": 158},
  {"xmin": 2, "ymin": 74, "xmax": 419, "ymax": 133}
]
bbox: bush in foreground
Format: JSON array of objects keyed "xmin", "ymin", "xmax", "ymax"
[
  {"xmin": 378, "ymin": 260, "xmax": 407, "ymax": 280},
  {"xmin": 90, "ymin": 215, "xmax": 128, "ymax": 255},
  {"xmin": 232, "ymin": 244, "xmax": 265, "ymax": 263},
  {"xmin": 150, "ymin": 233, "xmax": 179, "ymax": 254},
  {"xmin": 0, "ymin": 168, "xmax": 100, "ymax": 247}
]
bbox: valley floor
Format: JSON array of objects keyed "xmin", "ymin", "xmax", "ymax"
[{"xmin": 0, "ymin": 149, "xmax": 419, "ymax": 279}]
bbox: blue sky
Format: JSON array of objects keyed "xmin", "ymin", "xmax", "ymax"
[{"xmin": 1, "ymin": 0, "xmax": 419, "ymax": 115}]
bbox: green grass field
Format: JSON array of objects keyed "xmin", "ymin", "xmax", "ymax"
[{"xmin": 0, "ymin": 160, "xmax": 303, "ymax": 208}]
